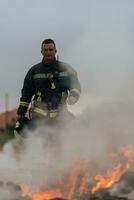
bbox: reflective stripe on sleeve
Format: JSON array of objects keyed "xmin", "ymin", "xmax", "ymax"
[{"xmin": 20, "ymin": 101, "xmax": 29, "ymax": 107}]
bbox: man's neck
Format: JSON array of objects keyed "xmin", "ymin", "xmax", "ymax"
[{"xmin": 43, "ymin": 57, "xmax": 56, "ymax": 65}]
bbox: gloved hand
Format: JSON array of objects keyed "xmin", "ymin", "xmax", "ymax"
[
  {"xmin": 16, "ymin": 106, "xmax": 27, "ymax": 124},
  {"xmin": 14, "ymin": 116, "xmax": 30, "ymax": 138},
  {"xmin": 67, "ymin": 95, "xmax": 77, "ymax": 105},
  {"xmin": 17, "ymin": 106, "xmax": 27, "ymax": 116},
  {"xmin": 16, "ymin": 114, "xmax": 25, "ymax": 123}
]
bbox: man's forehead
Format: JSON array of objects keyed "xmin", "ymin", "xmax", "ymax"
[{"xmin": 42, "ymin": 43, "xmax": 55, "ymax": 48}]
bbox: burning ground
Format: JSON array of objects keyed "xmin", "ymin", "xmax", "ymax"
[{"xmin": 1, "ymin": 99, "xmax": 134, "ymax": 200}]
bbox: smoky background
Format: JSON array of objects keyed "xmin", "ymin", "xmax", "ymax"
[{"xmin": 0, "ymin": 0, "xmax": 134, "ymax": 199}]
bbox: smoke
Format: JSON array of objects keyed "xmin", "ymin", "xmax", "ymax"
[
  {"xmin": 0, "ymin": 182, "xmax": 22, "ymax": 200},
  {"xmin": 0, "ymin": 1, "xmax": 133, "ymax": 199},
  {"xmin": 109, "ymin": 172, "xmax": 134, "ymax": 198},
  {"xmin": 0, "ymin": 97, "xmax": 134, "ymax": 199},
  {"xmin": 65, "ymin": 98, "xmax": 134, "ymax": 157}
]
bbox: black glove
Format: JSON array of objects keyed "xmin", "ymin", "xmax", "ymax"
[
  {"xmin": 14, "ymin": 116, "xmax": 30, "ymax": 137},
  {"xmin": 17, "ymin": 106, "xmax": 27, "ymax": 116}
]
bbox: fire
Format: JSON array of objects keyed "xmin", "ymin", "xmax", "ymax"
[
  {"xmin": 20, "ymin": 145, "xmax": 134, "ymax": 200},
  {"xmin": 32, "ymin": 190, "xmax": 62, "ymax": 200},
  {"xmin": 92, "ymin": 145, "xmax": 134, "ymax": 194},
  {"xmin": 21, "ymin": 159, "xmax": 91, "ymax": 200},
  {"xmin": 91, "ymin": 163, "xmax": 123, "ymax": 193},
  {"xmin": 21, "ymin": 185, "xmax": 62, "ymax": 200}
]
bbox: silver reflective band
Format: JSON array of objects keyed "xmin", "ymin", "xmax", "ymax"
[
  {"xmin": 70, "ymin": 88, "xmax": 81, "ymax": 96},
  {"xmin": 33, "ymin": 72, "xmax": 68, "ymax": 79},
  {"xmin": 34, "ymin": 73, "xmax": 51, "ymax": 79},
  {"xmin": 59, "ymin": 72, "xmax": 68, "ymax": 77}
]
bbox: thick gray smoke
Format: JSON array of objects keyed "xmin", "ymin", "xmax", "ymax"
[{"xmin": 0, "ymin": 97, "xmax": 134, "ymax": 199}]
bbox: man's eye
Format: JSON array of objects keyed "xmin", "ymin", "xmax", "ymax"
[{"xmin": 44, "ymin": 49, "xmax": 53, "ymax": 51}]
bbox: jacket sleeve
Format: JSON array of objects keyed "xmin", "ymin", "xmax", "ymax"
[
  {"xmin": 17, "ymin": 68, "xmax": 34, "ymax": 115},
  {"xmin": 68, "ymin": 67, "xmax": 81, "ymax": 102}
]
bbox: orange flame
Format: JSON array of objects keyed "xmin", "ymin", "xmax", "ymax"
[
  {"xmin": 20, "ymin": 145, "xmax": 134, "ymax": 200},
  {"xmin": 91, "ymin": 164, "xmax": 122, "ymax": 193},
  {"xmin": 21, "ymin": 185, "xmax": 62, "ymax": 200},
  {"xmin": 32, "ymin": 190, "xmax": 62, "ymax": 200},
  {"xmin": 92, "ymin": 145, "xmax": 134, "ymax": 194}
]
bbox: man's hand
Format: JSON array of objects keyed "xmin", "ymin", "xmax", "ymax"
[
  {"xmin": 67, "ymin": 95, "xmax": 77, "ymax": 105},
  {"xmin": 16, "ymin": 114, "xmax": 25, "ymax": 122},
  {"xmin": 17, "ymin": 105, "xmax": 27, "ymax": 121}
]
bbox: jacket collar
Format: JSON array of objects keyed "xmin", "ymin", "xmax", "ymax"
[{"xmin": 42, "ymin": 57, "xmax": 57, "ymax": 66}]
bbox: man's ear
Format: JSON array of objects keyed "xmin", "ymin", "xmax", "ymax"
[
  {"xmin": 55, "ymin": 49, "xmax": 57, "ymax": 54},
  {"xmin": 41, "ymin": 49, "xmax": 43, "ymax": 55}
]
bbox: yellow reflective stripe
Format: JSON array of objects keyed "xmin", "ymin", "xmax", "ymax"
[
  {"xmin": 37, "ymin": 92, "xmax": 42, "ymax": 102},
  {"xmin": 51, "ymin": 82, "xmax": 56, "ymax": 89},
  {"xmin": 49, "ymin": 111, "xmax": 58, "ymax": 118},
  {"xmin": 62, "ymin": 92, "xmax": 65, "ymax": 98},
  {"xmin": 20, "ymin": 101, "xmax": 29, "ymax": 107},
  {"xmin": 34, "ymin": 107, "xmax": 58, "ymax": 118},
  {"xmin": 61, "ymin": 92, "xmax": 66, "ymax": 103},
  {"xmin": 34, "ymin": 108, "xmax": 48, "ymax": 116},
  {"xmin": 70, "ymin": 88, "xmax": 81, "ymax": 97}
]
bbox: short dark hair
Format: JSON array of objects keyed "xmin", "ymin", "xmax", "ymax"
[{"xmin": 41, "ymin": 38, "xmax": 56, "ymax": 49}]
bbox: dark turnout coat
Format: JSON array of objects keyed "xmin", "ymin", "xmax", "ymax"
[{"xmin": 17, "ymin": 58, "xmax": 81, "ymax": 116}]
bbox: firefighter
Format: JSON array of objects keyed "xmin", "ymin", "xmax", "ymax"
[{"xmin": 15, "ymin": 38, "xmax": 81, "ymax": 134}]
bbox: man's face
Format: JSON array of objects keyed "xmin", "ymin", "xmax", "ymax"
[{"xmin": 41, "ymin": 43, "xmax": 57, "ymax": 63}]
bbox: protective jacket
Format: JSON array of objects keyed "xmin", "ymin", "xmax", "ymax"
[{"xmin": 17, "ymin": 58, "xmax": 81, "ymax": 117}]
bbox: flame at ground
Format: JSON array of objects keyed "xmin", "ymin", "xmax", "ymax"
[
  {"xmin": 20, "ymin": 145, "xmax": 134, "ymax": 200},
  {"xmin": 32, "ymin": 190, "xmax": 62, "ymax": 200},
  {"xmin": 21, "ymin": 185, "xmax": 63, "ymax": 200},
  {"xmin": 92, "ymin": 145, "xmax": 134, "ymax": 193}
]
